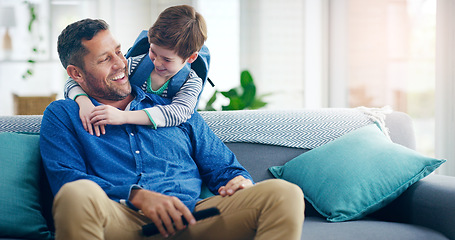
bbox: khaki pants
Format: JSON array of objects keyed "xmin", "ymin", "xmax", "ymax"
[{"xmin": 53, "ymin": 179, "xmax": 304, "ymax": 240}]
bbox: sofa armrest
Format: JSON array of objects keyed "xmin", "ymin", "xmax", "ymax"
[{"xmin": 372, "ymin": 174, "xmax": 455, "ymax": 239}]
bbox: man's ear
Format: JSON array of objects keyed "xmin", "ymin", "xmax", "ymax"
[
  {"xmin": 66, "ymin": 65, "xmax": 84, "ymax": 84},
  {"xmin": 186, "ymin": 52, "xmax": 199, "ymax": 64}
]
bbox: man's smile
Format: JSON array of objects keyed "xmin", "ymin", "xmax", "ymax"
[{"xmin": 111, "ymin": 72, "xmax": 126, "ymax": 82}]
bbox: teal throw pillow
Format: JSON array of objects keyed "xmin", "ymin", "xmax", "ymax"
[
  {"xmin": 0, "ymin": 132, "xmax": 53, "ymax": 239},
  {"xmin": 269, "ymin": 124, "xmax": 445, "ymax": 222}
]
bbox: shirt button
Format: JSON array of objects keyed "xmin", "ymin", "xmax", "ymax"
[
  {"xmin": 135, "ymin": 150, "xmax": 140, "ymax": 154},
  {"xmin": 130, "ymin": 133, "xmax": 134, "ymax": 136}
]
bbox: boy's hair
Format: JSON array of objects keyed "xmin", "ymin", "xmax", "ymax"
[
  {"xmin": 57, "ymin": 19, "xmax": 109, "ymax": 69},
  {"xmin": 148, "ymin": 5, "xmax": 207, "ymax": 60}
]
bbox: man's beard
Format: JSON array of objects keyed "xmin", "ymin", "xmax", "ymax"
[
  {"xmin": 92, "ymin": 85, "xmax": 131, "ymax": 101},
  {"xmin": 84, "ymin": 72, "xmax": 132, "ymax": 101}
]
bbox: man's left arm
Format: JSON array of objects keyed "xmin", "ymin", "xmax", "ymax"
[{"xmin": 186, "ymin": 113, "xmax": 254, "ymax": 195}]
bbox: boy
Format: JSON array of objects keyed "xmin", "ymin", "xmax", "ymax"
[{"xmin": 65, "ymin": 5, "xmax": 208, "ymax": 136}]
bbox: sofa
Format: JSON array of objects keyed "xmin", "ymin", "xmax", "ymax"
[{"xmin": 1, "ymin": 108, "xmax": 454, "ymax": 240}]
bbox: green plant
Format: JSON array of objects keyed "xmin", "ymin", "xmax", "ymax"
[
  {"xmin": 22, "ymin": 1, "xmax": 42, "ymax": 80},
  {"xmin": 203, "ymin": 70, "xmax": 270, "ymax": 111}
]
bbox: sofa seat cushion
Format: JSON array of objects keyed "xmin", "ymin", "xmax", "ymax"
[{"xmin": 302, "ymin": 217, "xmax": 449, "ymax": 240}]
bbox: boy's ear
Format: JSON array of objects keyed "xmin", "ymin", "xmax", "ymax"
[
  {"xmin": 66, "ymin": 65, "xmax": 84, "ymax": 83},
  {"xmin": 186, "ymin": 52, "xmax": 199, "ymax": 64}
]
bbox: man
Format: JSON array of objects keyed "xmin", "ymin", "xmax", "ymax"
[{"xmin": 40, "ymin": 18, "xmax": 304, "ymax": 240}]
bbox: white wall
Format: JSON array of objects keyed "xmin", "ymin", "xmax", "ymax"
[{"xmin": 240, "ymin": 0, "xmax": 306, "ymax": 110}]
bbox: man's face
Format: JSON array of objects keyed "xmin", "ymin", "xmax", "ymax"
[
  {"xmin": 149, "ymin": 43, "xmax": 189, "ymax": 80},
  {"xmin": 79, "ymin": 30, "xmax": 130, "ymax": 101}
]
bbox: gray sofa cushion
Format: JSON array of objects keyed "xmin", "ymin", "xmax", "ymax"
[
  {"xmin": 226, "ymin": 142, "xmax": 307, "ymax": 182},
  {"xmin": 302, "ymin": 217, "xmax": 449, "ymax": 240}
]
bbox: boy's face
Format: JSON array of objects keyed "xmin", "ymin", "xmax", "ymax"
[{"xmin": 148, "ymin": 43, "xmax": 190, "ymax": 80}]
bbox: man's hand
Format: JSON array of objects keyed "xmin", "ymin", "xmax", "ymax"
[
  {"xmin": 218, "ymin": 175, "xmax": 253, "ymax": 197},
  {"xmin": 75, "ymin": 95, "xmax": 105, "ymax": 136},
  {"xmin": 129, "ymin": 189, "xmax": 196, "ymax": 238}
]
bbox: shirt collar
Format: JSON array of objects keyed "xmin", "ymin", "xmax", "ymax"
[{"xmin": 128, "ymin": 85, "xmax": 150, "ymax": 110}]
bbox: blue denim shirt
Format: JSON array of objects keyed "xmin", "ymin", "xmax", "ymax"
[{"xmin": 40, "ymin": 86, "xmax": 252, "ymax": 211}]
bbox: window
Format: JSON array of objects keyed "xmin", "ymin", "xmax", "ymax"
[{"xmin": 334, "ymin": 0, "xmax": 436, "ymax": 157}]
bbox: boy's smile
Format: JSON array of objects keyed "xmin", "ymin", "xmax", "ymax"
[{"xmin": 149, "ymin": 43, "xmax": 188, "ymax": 80}]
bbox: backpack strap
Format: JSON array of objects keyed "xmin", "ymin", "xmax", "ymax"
[
  {"xmin": 192, "ymin": 45, "xmax": 213, "ymax": 88},
  {"xmin": 125, "ymin": 30, "xmax": 150, "ymax": 59},
  {"xmin": 167, "ymin": 63, "xmax": 192, "ymax": 98},
  {"xmin": 128, "ymin": 53, "xmax": 154, "ymax": 88}
]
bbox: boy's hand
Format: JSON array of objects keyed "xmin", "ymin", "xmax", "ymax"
[
  {"xmin": 75, "ymin": 95, "xmax": 105, "ymax": 136},
  {"xmin": 218, "ymin": 176, "xmax": 253, "ymax": 197},
  {"xmin": 90, "ymin": 105, "xmax": 128, "ymax": 126}
]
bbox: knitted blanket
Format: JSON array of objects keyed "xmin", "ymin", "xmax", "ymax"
[
  {"xmin": 1, "ymin": 108, "xmax": 391, "ymax": 150},
  {"xmin": 0, "ymin": 115, "xmax": 42, "ymax": 133},
  {"xmin": 199, "ymin": 107, "xmax": 391, "ymax": 149}
]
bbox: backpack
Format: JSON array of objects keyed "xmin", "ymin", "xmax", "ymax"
[{"xmin": 125, "ymin": 30, "xmax": 213, "ymax": 100}]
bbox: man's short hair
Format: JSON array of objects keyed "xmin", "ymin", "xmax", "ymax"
[
  {"xmin": 148, "ymin": 5, "xmax": 207, "ymax": 60},
  {"xmin": 57, "ymin": 19, "xmax": 109, "ymax": 69}
]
